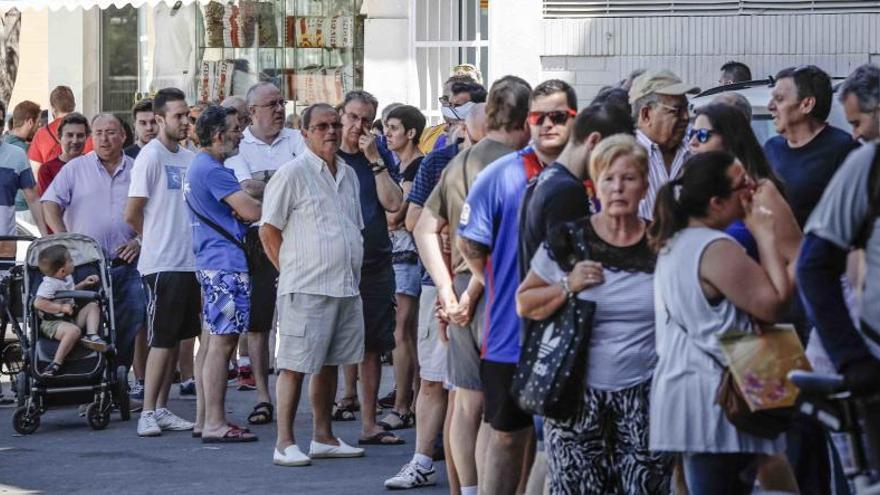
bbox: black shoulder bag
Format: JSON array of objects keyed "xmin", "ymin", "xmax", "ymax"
[
  {"xmin": 185, "ymin": 198, "xmax": 253, "ymax": 271},
  {"xmin": 510, "ymin": 220, "xmax": 596, "ymax": 420}
]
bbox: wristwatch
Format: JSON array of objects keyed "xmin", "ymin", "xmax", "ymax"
[{"xmin": 370, "ymin": 158, "xmax": 386, "ymax": 175}]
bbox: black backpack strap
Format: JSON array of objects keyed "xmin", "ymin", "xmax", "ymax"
[
  {"xmin": 855, "ymin": 144, "xmax": 880, "ymax": 249},
  {"xmin": 184, "ymin": 197, "xmax": 246, "ymax": 251}
]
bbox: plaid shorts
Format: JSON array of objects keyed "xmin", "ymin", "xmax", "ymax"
[{"xmin": 196, "ymin": 270, "xmax": 250, "ymax": 336}]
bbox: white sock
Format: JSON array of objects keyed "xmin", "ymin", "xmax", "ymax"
[
  {"xmin": 461, "ymin": 486, "xmax": 478, "ymax": 495},
  {"xmin": 412, "ymin": 453, "xmax": 433, "ymax": 469},
  {"xmin": 142, "ymin": 409, "xmax": 154, "ymax": 416},
  {"xmin": 238, "ymin": 356, "xmax": 251, "ymax": 367}
]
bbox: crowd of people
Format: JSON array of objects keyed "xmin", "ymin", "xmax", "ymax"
[{"xmin": 1, "ymin": 57, "xmax": 879, "ymax": 494}]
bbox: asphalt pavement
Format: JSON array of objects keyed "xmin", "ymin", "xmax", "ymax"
[{"xmin": 0, "ymin": 366, "xmax": 449, "ymax": 494}]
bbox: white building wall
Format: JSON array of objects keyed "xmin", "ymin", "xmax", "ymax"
[
  {"xmin": 544, "ymin": 15, "xmax": 880, "ymax": 104},
  {"xmin": 363, "ymin": 0, "xmax": 415, "ymax": 113},
  {"xmin": 492, "ymin": 6, "xmax": 880, "ymax": 108}
]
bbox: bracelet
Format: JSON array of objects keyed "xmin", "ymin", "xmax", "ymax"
[
  {"xmin": 372, "ymin": 165, "xmax": 387, "ymax": 175},
  {"xmin": 560, "ymin": 275, "xmax": 572, "ymax": 297},
  {"xmin": 134, "ymin": 236, "xmax": 142, "ymax": 247}
]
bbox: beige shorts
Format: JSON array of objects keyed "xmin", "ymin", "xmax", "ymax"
[
  {"xmin": 275, "ymin": 293, "xmax": 364, "ymax": 374},
  {"xmin": 417, "ymin": 285, "xmax": 447, "ymax": 383}
]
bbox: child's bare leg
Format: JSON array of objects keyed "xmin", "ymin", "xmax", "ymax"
[
  {"xmin": 52, "ymin": 324, "xmax": 81, "ymax": 365},
  {"xmin": 75, "ymin": 302, "xmax": 100, "ymax": 335}
]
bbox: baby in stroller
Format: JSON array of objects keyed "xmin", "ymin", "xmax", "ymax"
[{"xmin": 33, "ymin": 245, "xmax": 106, "ymax": 376}]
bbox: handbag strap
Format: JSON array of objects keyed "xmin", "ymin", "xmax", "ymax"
[{"xmin": 185, "ymin": 197, "xmax": 246, "ymax": 252}]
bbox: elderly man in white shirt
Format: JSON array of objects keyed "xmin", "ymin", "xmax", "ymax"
[
  {"xmin": 260, "ymin": 103, "xmax": 366, "ymax": 467},
  {"xmin": 223, "ymin": 82, "xmax": 306, "ymax": 424},
  {"xmin": 629, "ymin": 69, "xmax": 699, "ymax": 219}
]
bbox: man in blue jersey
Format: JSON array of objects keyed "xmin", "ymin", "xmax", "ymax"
[{"xmin": 458, "ymin": 79, "xmax": 577, "ymax": 495}]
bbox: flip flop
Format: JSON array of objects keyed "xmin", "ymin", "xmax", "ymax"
[
  {"xmin": 194, "ymin": 423, "xmax": 251, "ymax": 438},
  {"xmin": 332, "ymin": 397, "xmax": 358, "ymax": 421},
  {"xmin": 358, "ymin": 431, "xmax": 405, "ymax": 445},
  {"xmin": 378, "ymin": 410, "xmax": 415, "ymax": 431},
  {"xmin": 247, "ymin": 402, "xmax": 274, "ymax": 425},
  {"xmin": 202, "ymin": 426, "xmax": 258, "ymax": 443}
]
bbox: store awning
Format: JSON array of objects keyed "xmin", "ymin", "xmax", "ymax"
[{"xmin": 0, "ymin": 0, "xmax": 216, "ymax": 12}]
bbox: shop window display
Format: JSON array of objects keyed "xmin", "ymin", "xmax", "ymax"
[{"xmin": 197, "ymin": 0, "xmax": 363, "ymax": 108}]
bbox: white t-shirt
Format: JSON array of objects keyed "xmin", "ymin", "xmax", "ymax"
[
  {"xmin": 128, "ymin": 139, "xmax": 196, "ymax": 275},
  {"xmin": 36, "ymin": 274, "xmax": 75, "ymax": 315},
  {"xmin": 225, "ymin": 127, "xmax": 306, "ymax": 183}
]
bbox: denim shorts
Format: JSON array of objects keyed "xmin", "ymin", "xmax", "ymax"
[
  {"xmin": 393, "ymin": 262, "xmax": 422, "ymax": 298},
  {"xmin": 196, "ymin": 270, "xmax": 250, "ymax": 336}
]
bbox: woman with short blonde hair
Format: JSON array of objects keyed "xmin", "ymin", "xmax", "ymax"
[{"xmin": 516, "ymin": 133, "xmax": 670, "ymax": 494}]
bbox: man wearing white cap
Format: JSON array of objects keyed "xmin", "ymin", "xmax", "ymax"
[{"xmin": 629, "ymin": 69, "xmax": 700, "ymax": 219}]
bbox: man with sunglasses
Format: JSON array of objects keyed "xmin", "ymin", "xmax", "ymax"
[
  {"xmin": 457, "ymin": 78, "xmax": 575, "ymax": 495},
  {"xmin": 224, "ymin": 82, "xmax": 306, "ymax": 425},
  {"xmin": 419, "ymin": 75, "xmax": 485, "ymax": 154},
  {"xmin": 262, "ymin": 103, "xmax": 366, "ymax": 466},
  {"xmin": 629, "ymin": 69, "xmax": 700, "ymax": 219}
]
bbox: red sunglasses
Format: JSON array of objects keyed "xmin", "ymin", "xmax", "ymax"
[{"xmin": 527, "ymin": 109, "xmax": 577, "ymax": 126}]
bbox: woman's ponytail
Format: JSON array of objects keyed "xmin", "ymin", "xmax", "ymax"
[
  {"xmin": 647, "ymin": 151, "xmax": 738, "ymax": 252},
  {"xmin": 648, "ymin": 178, "xmax": 687, "ymax": 252}
]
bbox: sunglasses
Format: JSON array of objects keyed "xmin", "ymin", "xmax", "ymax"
[
  {"xmin": 527, "ymin": 109, "xmax": 577, "ymax": 126},
  {"xmin": 688, "ymin": 128, "xmax": 715, "ymax": 144},
  {"xmin": 309, "ymin": 122, "xmax": 343, "ymax": 132}
]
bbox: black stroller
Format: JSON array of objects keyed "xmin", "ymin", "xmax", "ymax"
[{"xmin": 12, "ymin": 233, "xmax": 130, "ymax": 434}]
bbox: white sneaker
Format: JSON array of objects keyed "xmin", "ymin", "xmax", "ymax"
[
  {"xmin": 137, "ymin": 412, "xmax": 161, "ymax": 437},
  {"xmin": 154, "ymin": 408, "xmax": 194, "ymax": 431},
  {"xmin": 309, "ymin": 438, "xmax": 365, "ymax": 459},
  {"xmin": 384, "ymin": 462, "xmax": 438, "ymax": 489},
  {"xmin": 273, "ymin": 444, "xmax": 311, "ymax": 467}
]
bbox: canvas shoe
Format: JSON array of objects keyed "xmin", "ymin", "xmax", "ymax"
[
  {"xmin": 384, "ymin": 462, "xmax": 438, "ymax": 489},
  {"xmin": 154, "ymin": 408, "xmax": 194, "ymax": 431},
  {"xmin": 137, "ymin": 411, "xmax": 161, "ymax": 437},
  {"xmin": 309, "ymin": 438, "xmax": 364, "ymax": 458},
  {"xmin": 273, "ymin": 444, "xmax": 311, "ymax": 467}
]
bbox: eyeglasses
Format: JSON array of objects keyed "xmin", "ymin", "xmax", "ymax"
[
  {"xmin": 729, "ymin": 176, "xmax": 755, "ymax": 194},
  {"xmin": 527, "ymin": 109, "xmax": 577, "ymax": 126},
  {"xmin": 253, "ymin": 99, "xmax": 285, "ymax": 109},
  {"xmin": 438, "ymin": 95, "xmax": 469, "ymax": 109},
  {"xmin": 309, "ymin": 122, "xmax": 343, "ymax": 132},
  {"xmin": 687, "ymin": 128, "xmax": 715, "ymax": 144},
  {"xmin": 654, "ymin": 102, "xmax": 689, "ymax": 117}
]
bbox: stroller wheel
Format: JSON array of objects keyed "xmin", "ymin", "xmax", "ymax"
[
  {"xmin": 12, "ymin": 406, "xmax": 39, "ymax": 435},
  {"xmin": 15, "ymin": 372, "xmax": 28, "ymax": 408},
  {"xmin": 116, "ymin": 366, "xmax": 130, "ymax": 421},
  {"xmin": 86, "ymin": 402, "xmax": 110, "ymax": 430}
]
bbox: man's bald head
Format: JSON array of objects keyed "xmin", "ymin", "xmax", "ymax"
[
  {"xmin": 465, "ymin": 102, "xmax": 487, "ymax": 144},
  {"xmin": 222, "ymin": 95, "xmax": 247, "ymax": 114},
  {"xmin": 91, "ymin": 113, "xmax": 125, "ymax": 162},
  {"xmin": 222, "ymin": 95, "xmax": 251, "ymax": 129}
]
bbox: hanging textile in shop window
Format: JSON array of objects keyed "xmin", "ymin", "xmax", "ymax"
[
  {"xmin": 202, "ymin": 1, "xmax": 225, "ymax": 47},
  {"xmin": 198, "ymin": 60, "xmax": 234, "ymax": 103},
  {"xmin": 151, "ymin": 2, "xmax": 196, "ymax": 101},
  {"xmin": 294, "ymin": 16, "xmax": 353, "ymax": 49},
  {"xmin": 0, "ymin": 8, "xmax": 21, "ymax": 105},
  {"xmin": 283, "ymin": 67, "xmax": 346, "ymax": 105},
  {"xmin": 208, "ymin": 1, "xmax": 278, "ymax": 49}
]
